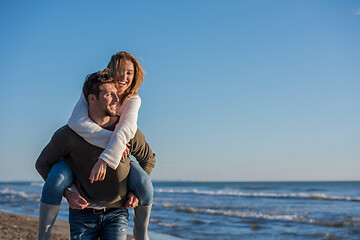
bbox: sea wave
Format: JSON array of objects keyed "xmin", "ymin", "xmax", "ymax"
[
  {"xmin": 155, "ymin": 188, "xmax": 360, "ymax": 202},
  {"xmin": 0, "ymin": 187, "xmax": 39, "ymax": 201},
  {"xmin": 151, "ymin": 218, "xmax": 178, "ymax": 228},
  {"xmin": 244, "ymin": 186, "xmax": 275, "ymax": 190},
  {"xmin": 0, "ymin": 188, "xmax": 30, "ymax": 198},
  {"xmin": 30, "ymin": 182, "xmax": 44, "ymax": 187},
  {"xmin": 163, "ymin": 204, "xmax": 360, "ymax": 228},
  {"xmin": 158, "ymin": 222, "xmax": 178, "ymax": 228}
]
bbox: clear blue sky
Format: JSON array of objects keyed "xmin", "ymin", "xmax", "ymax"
[{"xmin": 0, "ymin": 0, "xmax": 359, "ymax": 181}]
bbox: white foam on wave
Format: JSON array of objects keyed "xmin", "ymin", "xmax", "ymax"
[
  {"xmin": 158, "ymin": 222, "xmax": 178, "ymax": 228},
  {"xmin": 0, "ymin": 187, "xmax": 30, "ymax": 198},
  {"xmin": 30, "ymin": 182, "xmax": 44, "ymax": 187},
  {"xmin": 164, "ymin": 204, "xmax": 360, "ymax": 228},
  {"xmin": 203, "ymin": 208, "xmax": 301, "ymax": 222},
  {"xmin": 171, "ymin": 204, "xmax": 303, "ymax": 222},
  {"xmin": 155, "ymin": 188, "xmax": 360, "ymax": 202}
]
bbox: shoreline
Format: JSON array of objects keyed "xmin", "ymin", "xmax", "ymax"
[{"xmin": 0, "ymin": 211, "xmax": 133, "ymax": 240}]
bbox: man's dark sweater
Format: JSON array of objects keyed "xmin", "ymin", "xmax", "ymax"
[{"xmin": 36, "ymin": 125, "xmax": 155, "ymax": 208}]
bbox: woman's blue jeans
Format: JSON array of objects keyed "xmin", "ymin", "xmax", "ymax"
[{"xmin": 41, "ymin": 160, "xmax": 153, "ymax": 206}]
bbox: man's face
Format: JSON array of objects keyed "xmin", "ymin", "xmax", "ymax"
[
  {"xmin": 95, "ymin": 83, "xmax": 119, "ymax": 116},
  {"xmin": 115, "ymin": 60, "xmax": 134, "ymax": 94}
]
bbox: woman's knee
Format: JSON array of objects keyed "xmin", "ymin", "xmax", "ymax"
[
  {"xmin": 136, "ymin": 175, "xmax": 153, "ymax": 192},
  {"xmin": 133, "ymin": 176, "xmax": 153, "ymax": 205},
  {"xmin": 45, "ymin": 172, "xmax": 71, "ymax": 191},
  {"xmin": 128, "ymin": 162, "xmax": 154, "ymax": 205},
  {"xmin": 49, "ymin": 162, "xmax": 73, "ymax": 187},
  {"xmin": 41, "ymin": 161, "xmax": 73, "ymax": 204}
]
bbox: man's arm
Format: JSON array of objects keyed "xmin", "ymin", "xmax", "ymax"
[
  {"xmin": 35, "ymin": 126, "xmax": 72, "ymax": 180},
  {"xmin": 130, "ymin": 129, "xmax": 156, "ymax": 175},
  {"xmin": 35, "ymin": 141, "xmax": 63, "ymax": 181}
]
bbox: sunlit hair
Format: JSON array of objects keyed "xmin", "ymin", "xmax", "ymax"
[
  {"xmin": 107, "ymin": 51, "xmax": 144, "ymax": 105},
  {"xmin": 83, "ymin": 68, "xmax": 116, "ymax": 102}
]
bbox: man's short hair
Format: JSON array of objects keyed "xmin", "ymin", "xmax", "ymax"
[{"xmin": 83, "ymin": 68, "xmax": 117, "ymax": 102}]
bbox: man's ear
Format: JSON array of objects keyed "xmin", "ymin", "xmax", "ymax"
[{"xmin": 88, "ymin": 94, "xmax": 97, "ymax": 103}]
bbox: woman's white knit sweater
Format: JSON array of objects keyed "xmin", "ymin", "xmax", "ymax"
[{"xmin": 68, "ymin": 93, "xmax": 141, "ymax": 170}]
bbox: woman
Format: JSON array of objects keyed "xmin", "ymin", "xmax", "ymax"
[{"xmin": 38, "ymin": 52, "xmax": 153, "ymax": 240}]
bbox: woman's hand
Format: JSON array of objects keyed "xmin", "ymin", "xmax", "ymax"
[
  {"xmin": 89, "ymin": 158, "xmax": 107, "ymax": 183},
  {"xmin": 121, "ymin": 143, "xmax": 131, "ymax": 162},
  {"xmin": 64, "ymin": 189, "xmax": 90, "ymax": 209}
]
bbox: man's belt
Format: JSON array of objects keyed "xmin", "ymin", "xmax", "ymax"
[{"xmin": 82, "ymin": 207, "xmax": 115, "ymax": 214}]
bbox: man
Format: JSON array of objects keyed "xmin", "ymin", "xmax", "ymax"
[{"xmin": 36, "ymin": 69, "xmax": 155, "ymax": 240}]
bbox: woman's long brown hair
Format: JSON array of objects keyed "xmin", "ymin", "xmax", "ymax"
[{"xmin": 107, "ymin": 51, "xmax": 145, "ymax": 105}]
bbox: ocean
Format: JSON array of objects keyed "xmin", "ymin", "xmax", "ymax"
[{"xmin": 0, "ymin": 181, "xmax": 359, "ymax": 239}]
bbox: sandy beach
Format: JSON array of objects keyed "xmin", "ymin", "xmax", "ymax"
[{"xmin": 0, "ymin": 211, "xmax": 133, "ymax": 240}]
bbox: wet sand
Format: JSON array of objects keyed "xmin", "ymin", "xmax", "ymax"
[{"xmin": 0, "ymin": 211, "xmax": 133, "ymax": 240}]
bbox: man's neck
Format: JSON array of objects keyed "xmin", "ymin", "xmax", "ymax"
[
  {"xmin": 94, "ymin": 116, "xmax": 111, "ymax": 128},
  {"xmin": 90, "ymin": 115, "xmax": 119, "ymax": 128},
  {"xmin": 88, "ymin": 108, "xmax": 116, "ymax": 128}
]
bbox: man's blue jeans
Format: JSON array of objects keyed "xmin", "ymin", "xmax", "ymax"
[{"xmin": 69, "ymin": 208, "xmax": 129, "ymax": 240}]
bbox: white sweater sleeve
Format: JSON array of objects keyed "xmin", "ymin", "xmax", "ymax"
[
  {"xmin": 99, "ymin": 95, "xmax": 141, "ymax": 169},
  {"xmin": 68, "ymin": 93, "xmax": 141, "ymax": 170},
  {"xmin": 68, "ymin": 93, "xmax": 113, "ymax": 148}
]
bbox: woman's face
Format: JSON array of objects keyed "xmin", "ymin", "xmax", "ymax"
[{"xmin": 116, "ymin": 60, "xmax": 134, "ymax": 94}]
